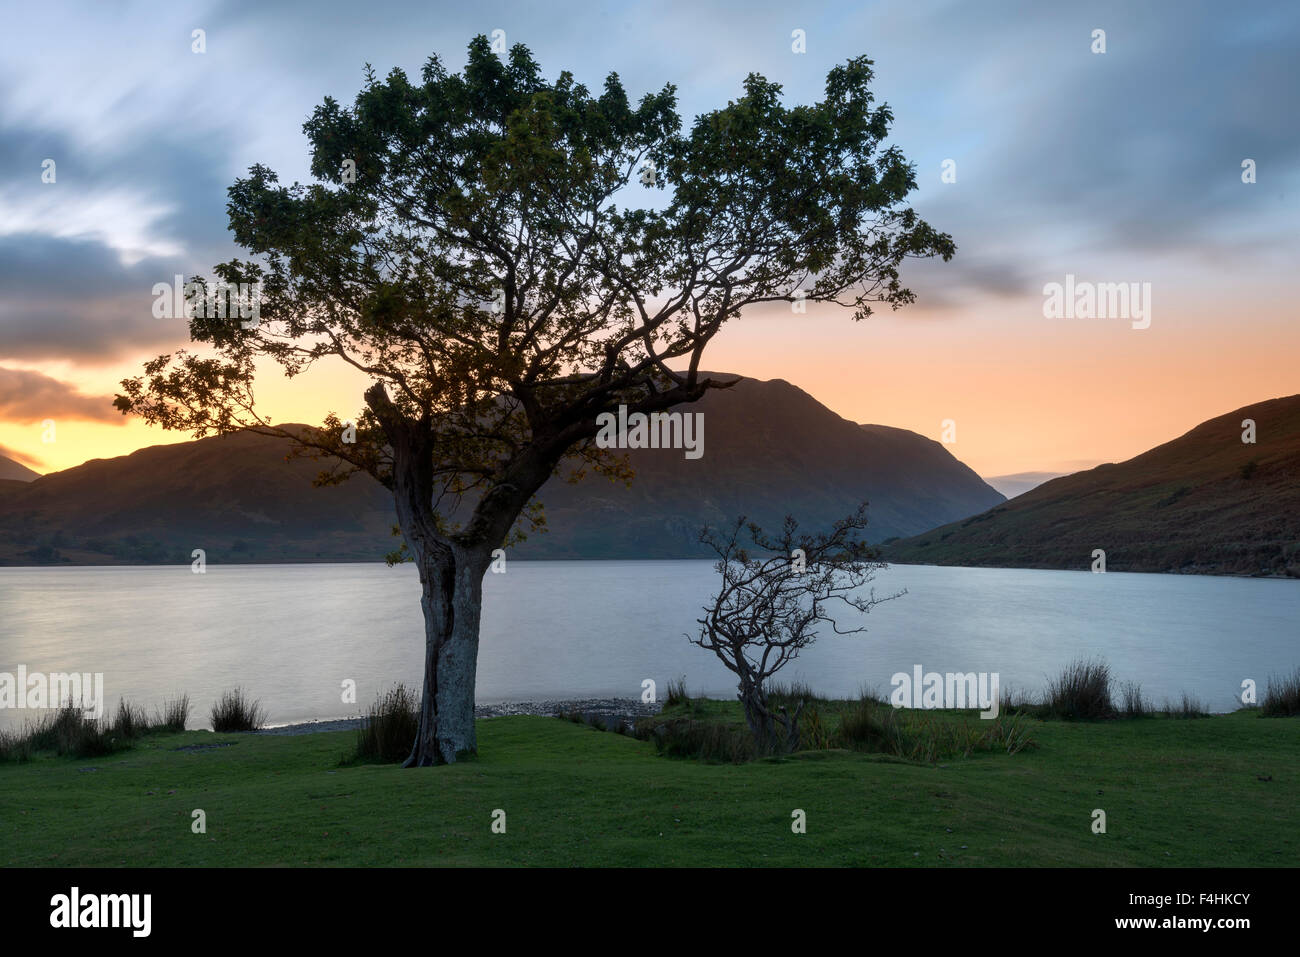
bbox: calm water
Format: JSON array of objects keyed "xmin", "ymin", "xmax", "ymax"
[{"xmin": 0, "ymin": 561, "xmax": 1296, "ymax": 729}]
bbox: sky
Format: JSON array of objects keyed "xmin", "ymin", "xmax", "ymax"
[{"xmin": 0, "ymin": 0, "xmax": 1296, "ymax": 479}]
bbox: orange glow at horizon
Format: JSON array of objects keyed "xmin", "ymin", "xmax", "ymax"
[{"xmin": 4, "ymin": 294, "xmax": 1296, "ymax": 481}]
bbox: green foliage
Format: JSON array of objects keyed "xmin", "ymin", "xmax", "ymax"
[
  {"xmin": 768, "ymin": 681, "xmax": 823, "ymax": 713},
  {"xmin": 642, "ymin": 718, "xmax": 757, "ymax": 764},
  {"xmin": 834, "ymin": 696, "xmax": 903, "ymax": 753},
  {"xmin": 986, "ymin": 714, "xmax": 1038, "ymax": 755},
  {"xmin": 832, "ymin": 694, "xmax": 1036, "ymax": 760},
  {"xmin": 115, "ymin": 35, "xmax": 953, "ymax": 562},
  {"xmin": 644, "ymin": 688, "xmax": 1039, "ymax": 765},
  {"xmin": 797, "ymin": 704, "xmax": 831, "ymax": 751}
]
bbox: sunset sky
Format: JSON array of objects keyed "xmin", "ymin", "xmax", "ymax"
[{"xmin": 1, "ymin": 0, "xmax": 1296, "ymax": 481}]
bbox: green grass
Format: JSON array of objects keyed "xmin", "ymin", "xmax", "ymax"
[{"xmin": 0, "ymin": 708, "xmax": 1295, "ymax": 867}]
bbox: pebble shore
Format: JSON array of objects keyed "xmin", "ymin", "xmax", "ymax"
[{"xmin": 255, "ymin": 697, "xmax": 662, "ymax": 736}]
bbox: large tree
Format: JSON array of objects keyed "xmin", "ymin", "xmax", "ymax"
[{"xmin": 116, "ymin": 36, "xmax": 953, "ymax": 765}]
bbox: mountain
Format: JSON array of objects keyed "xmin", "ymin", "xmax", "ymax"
[
  {"xmin": 982, "ymin": 471, "xmax": 1071, "ymax": 499},
  {"xmin": 886, "ymin": 395, "xmax": 1300, "ymax": 577},
  {"xmin": 503, "ymin": 381, "xmax": 1004, "ymax": 558},
  {"xmin": 0, "ymin": 454, "xmax": 40, "ymax": 482},
  {"xmin": 0, "ymin": 375, "xmax": 1004, "ymax": 565}
]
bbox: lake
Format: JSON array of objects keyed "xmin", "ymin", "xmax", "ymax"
[{"xmin": 0, "ymin": 561, "xmax": 1296, "ymax": 730}]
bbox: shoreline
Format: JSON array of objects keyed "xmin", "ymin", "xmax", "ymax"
[
  {"xmin": 2, "ymin": 560, "xmax": 1296, "ymax": 579},
  {"xmin": 255, "ymin": 697, "xmax": 663, "ymax": 736}
]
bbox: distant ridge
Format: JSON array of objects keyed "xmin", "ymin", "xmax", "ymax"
[
  {"xmin": 982, "ymin": 471, "xmax": 1071, "ymax": 499},
  {"xmin": 886, "ymin": 395, "xmax": 1300, "ymax": 577}
]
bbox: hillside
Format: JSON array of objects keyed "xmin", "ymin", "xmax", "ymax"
[
  {"xmin": 886, "ymin": 395, "xmax": 1300, "ymax": 576},
  {"xmin": 0, "ymin": 376, "xmax": 1004, "ymax": 565},
  {"xmin": 0, "ymin": 454, "xmax": 39, "ymax": 482}
]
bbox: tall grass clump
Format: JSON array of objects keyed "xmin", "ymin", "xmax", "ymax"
[
  {"xmin": 28, "ymin": 700, "xmax": 131, "ymax": 758},
  {"xmin": 1, "ymin": 691, "xmax": 194, "ymax": 761},
  {"xmin": 354, "ymin": 684, "xmax": 419, "ymax": 763},
  {"xmin": 643, "ymin": 719, "xmax": 756, "ymax": 764},
  {"xmin": 22, "ymin": 704, "xmax": 69, "ymax": 752},
  {"xmin": 997, "ymin": 683, "xmax": 1039, "ymax": 717},
  {"xmin": 1166, "ymin": 692, "xmax": 1209, "ymax": 719},
  {"xmin": 796, "ymin": 704, "xmax": 830, "ymax": 751},
  {"xmin": 1119, "ymin": 681, "xmax": 1149, "ymax": 718},
  {"xmin": 111, "ymin": 700, "xmax": 150, "ymax": 739},
  {"xmin": 1044, "ymin": 658, "xmax": 1114, "ymax": 720},
  {"xmin": 834, "ymin": 696, "xmax": 905, "ymax": 754},
  {"xmin": 1261, "ymin": 667, "xmax": 1300, "ymax": 716},
  {"xmin": 155, "ymin": 695, "xmax": 190, "ymax": 733},
  {"xmin": 985, "ymin": 713, "xmax": 1038, "ymax": 755},
  {"xmin": 59, "ymin": 717, "xmax": 125, "ymax": 757},
  {"xmin": 663, "ymin": 677, "xmax": 690, "ymax": 709},
  {"xmin": 210, "ymin": 688, "xmax": 266, "ymax": 732},
  {"xmin": 0, "ymin": 726, "xmax": 34, "ymax": 763},
  {"xmin": 767, "ymin": 681, "xmax": 821, "ymax": 713},
  {"xmin": 833, "ymin": 694, "xmax": 1036, "ymax": 761}
]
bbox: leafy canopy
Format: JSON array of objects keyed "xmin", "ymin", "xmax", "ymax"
[{"xmin": 117, "ymin": 36, "xmax": 954, "ymax": 550}]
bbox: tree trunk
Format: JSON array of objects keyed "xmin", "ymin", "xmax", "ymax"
[
  {"xmin": 738, "ymin": 679, "xmax": 804, "ymax": 755},
  {"xmin": 366, "ymin": 382, "xmax": 532, "ymax": 768},
  {"xmin": 405, "ymin": 544, "xmax": 488, "ymax": 766},
  {"xmin": 739, "ymin": 680, "xmax": 776, "ymax": 755}
]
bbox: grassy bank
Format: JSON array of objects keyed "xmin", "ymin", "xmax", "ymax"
[{"xmin": 1, "ymin": 705, "xmax": 1295, "ymax": 867}]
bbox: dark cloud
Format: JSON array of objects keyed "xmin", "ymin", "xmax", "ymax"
[
  {"xmin": 0, "ymin": 366, "xmax": 125, "ymax": 424},
  {"xmin": 0, "ymin": 234, "xmax": 193, "ymax": 362},
  {"xmin": 900, "ymin": 255, "xmax": 1037, "ymax": 312},
  {"xmin": 898, "ymin": 0, "xmax": 1300, "ymax": 267},
  {"xmin": 0, "ymin": 114, "xmax": 247, "ymax": 363},
  {"xmin": 0, "ymin": 0, "xmax": 1296, "ymax": 358}
]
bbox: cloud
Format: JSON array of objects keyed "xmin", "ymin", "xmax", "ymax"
[
  {"xmin": 0, "ymin": 233, "xmax": 196, "ymax": 362},
  {"xmin": 0, "ymin": 0, "xmax": 1296, "ymax": 362},
  {"xmin": 0, "ymin": 366, "xmax": 125, "ymax": 424},
  {"xmin": 0, "ymin": 442, "xmax": 43, "ymax": 469},
  {"xmin": 0, "ymin": 109, "xmax": 247, "ymax": 364},
  {"xmin": 0, "ymin": 187, "xmax": 182, "ymax": 266}
]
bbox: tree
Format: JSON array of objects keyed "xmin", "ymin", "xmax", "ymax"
[
  {"xmin": 693, "ymin": 505, "xmax": 901, "ymax": 753},
  {"xmin": 115, "ymin": 36, "xmax": 953, "ymax": 765}
]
